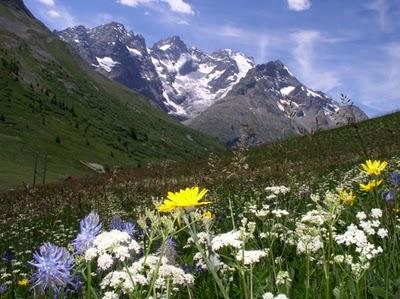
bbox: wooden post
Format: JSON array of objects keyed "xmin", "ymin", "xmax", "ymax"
[
  {"xmin": 42, "ymin": 153, "xmax": 47, "ymax": 185},
  {"xmin": 33, "ymin": 153, "xmax": 38, "ymax": 187}
]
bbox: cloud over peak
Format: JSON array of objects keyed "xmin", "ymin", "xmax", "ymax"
[
  {"xmin": 286, "ymin": 0, "xmax": 311, "ymax": 11},
  {"xmin": 117, "ymin": 0, "xmax": 194, "ymax": 15}
]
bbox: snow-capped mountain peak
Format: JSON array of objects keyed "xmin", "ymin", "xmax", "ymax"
[{"xmin": 149, "ymin": 45, "xmax": 255, "ymax": 119}]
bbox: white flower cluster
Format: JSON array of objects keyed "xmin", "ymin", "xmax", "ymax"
[
  {"xmin": 265, "ymin": 186, "xmax": 291, "ymax": 195},
  {"xmin": 211, "ymin": 231, "xmax": 243, "ymax": 251},
  {"xmin": 335, "ymin": 209, "xmax": 387, "ymax": 277},
  {"xmin": 85, "ymin": 230, "xmax": 141, "ymax": 270},
  {"xmin": 101, "ymin": 255, "xmax": 194, "ymax": 294},
  {"xmin": 262, "ymin": 292, "xmax": 289, "ymax": 299},
  {"xmin": 247, "ymin": 203, "xmax": 270, "ymax": 218},
  {"xmin": 294, "ymin": 222, "xmax": 324, "ymax": 255},
  {"xmin": 236, "ymin": 250, "xmax": 268, "ymax": 265},
  {"xmin": 276, "ymin": 270, "xmax": 291, "ymax": 286}
]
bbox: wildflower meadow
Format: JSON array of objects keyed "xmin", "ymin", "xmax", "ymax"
[{"xmin": 1, "ymin": 154, "xmax": 400, "ymax": 298}]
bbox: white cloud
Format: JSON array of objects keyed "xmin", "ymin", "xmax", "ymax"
[
  {"xmin": 218, "ymin": 25, "xmax": 247, "ymax": 38},
  {"xmin": 286, "ymin": 0, "xmax": 311, "ymax": 11},
  {"xmin": 366, "ymin": 0, "xmax": 389, "ymax": 31},
  {"xmin": 117, "ymin": 0, "xmax": 151, "ymax": 7},
  {"xmin": 161, "ymin": 0, "xmax": 193, "ymax": 15},
  {"xmin": 117, "ymin": 0, "xmax": 193, "ymax": 15},
  {"xmin": 291, "ymin": 30, "xmax": 339, "ymax": 92},
  {"xmin": 37, "ymin": 0, "xmax": 55, "ymax": 7},
  {"xmin": 47, "ymin": 9, "xmax": 60, "ymax": 18},
  {"xmin": 351, "ymin": 42, "xmax": 400, "ymax": 114}
]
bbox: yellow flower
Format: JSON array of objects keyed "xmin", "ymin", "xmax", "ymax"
[
  {"xmin": 203, "ymin": 211, "xmax": 213, "ymax": 220},
  {"xmin": 339, "ymin": 190, "xmax": 356, "ymax": 206},
  {"xmin": 18, "ymin": 278, "xmax": 29, "ymax": 287},
  {"xmin": 158, "ymin": 187, "xmax": 210, "ymax": 213},
  {"xmin": 359, "ymin": 179, "xmax": 383, "ymax": 192},
  {"xmin": 360, "ymin": 160, "xmax": 388, "ymax": 176}
]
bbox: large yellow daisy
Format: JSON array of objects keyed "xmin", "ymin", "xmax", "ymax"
[
  {"xmin": 158, "ymin": 187, "xmax": 210, "ymax": 213},
  {"xmin": 360, "ymin": 160, "xmax": 388, "ymax": 176}
]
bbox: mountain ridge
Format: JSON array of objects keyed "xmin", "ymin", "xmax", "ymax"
[
  {"xmin": 57, "ymin": 23, "xmax": 256, "ymax": 120},
  {"xmin": 57, "ymin": 22, "xmax": 367, "ymax": 135}
]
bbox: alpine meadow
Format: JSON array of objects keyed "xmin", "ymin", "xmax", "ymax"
[{"xmin": 1, "ymin": 0, "xmax": 400, "ymax": 298}]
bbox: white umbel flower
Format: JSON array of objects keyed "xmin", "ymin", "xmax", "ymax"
[
  {"xmin": 236, "ymin": 250, "xmax": 267, "ymax": 265},
  {"xmin": 211, "ymin": 231, "xmax": 243, "ymax": 251}
]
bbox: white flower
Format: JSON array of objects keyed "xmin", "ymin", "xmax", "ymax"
[
  {"xmin": 359, "ymin": 221, "xmax": 375, "ymax": 235},
  {"xmin": 98, "ymin": 254, "xmax": 114, "ymax": 270},
  {"xmin": 356, "ymin": 212, "xmax": 367, "ymax": 220},
  {"xmin": 262, "ymin": 293, "xmax": 289, "ymax": 299},
  {"xmin": 103, "ymin": 291, "xmax": 119, "ymax": 299},
  {"xmin": 371, "ymin": 209, "xmax": 382, "ymax": 219},
  {"xmin": 272, "ymin": 209, "xmax": 289, "ymax": 218},
  {"xmin": 236, "ymin": 250, "xmax": 267, "ymax": 265},
  {"xmin": 265, "ymin": 186, "xmax": 290, "ymax": 195},
  {"xmin": 84, "ymin": 248, "xmax": 98, "ymax": 261},
  {"xmin": 377, "ymin": 228, "xmax": 388, "ymax": 238},
  {"xmin": 211, "ymin": 231, "xmax": 242, "ymax": 251},
  {"xmin": 262, "ymin": 293, "xmax": 274, "ymax": 299},
  {"xmin": 301, "ymin": 210, "xmax": 327, "ymax": 225},
  {"xmin": 101, "ymin": 255, "xmax": 193, "ymax": 293},
  {"xmin": 276, "ymin": 271, "xmax": 291, "ymax": 286},
  {"xmin": 85, "ymin": 230, "xmax": 141, "ymax": 269}
]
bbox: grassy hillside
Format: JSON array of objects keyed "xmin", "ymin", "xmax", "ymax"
[{"xmin": 0, "ymin": 2, "xmax": 224, "ymax": 188}]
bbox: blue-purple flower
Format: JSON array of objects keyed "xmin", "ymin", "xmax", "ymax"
[
  {"xmin": 2, "ymin": 249, "xmax": 14, "ymax": 264},
  {"xmin": 390, "ymin": 171, "xmax": 400, "ymax": 186},
  {"xmin": 0, "ymin": 284, "xmax": 7, "ymax": 295},
  {"xmin": 383, "ymin": 190, "xmax": 396, "ymax": 208},
  {"xmin": 109, "ymin": 215, "xmax": 123, "ymax": 231},
  {"xmin": 29, "ymin": 243, "xmax": 73, "ymax": 294},
  {"xmin": 163, "ymin": 237, "xmax": 177, "ymax": 265},
  {"xmin": 109, "ymin": 215, "xmax": 138, "ymax": 238},
  {"xmin": 73, "ymin": 212, "xmax": 102, "ymax": 254}
]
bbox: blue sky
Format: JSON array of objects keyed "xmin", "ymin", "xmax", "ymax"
[{"xmin": 25, "ymin": 0, "xmax": 400, "ymax": 116}]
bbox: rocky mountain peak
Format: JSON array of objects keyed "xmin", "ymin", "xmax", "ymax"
[
  {"xmin": 152, "ymin": 36, "xmax": 188, "ymax": 60},
  {"xmin": 2, "ymin": 0, "xmax": 33, "ymax": 16}
]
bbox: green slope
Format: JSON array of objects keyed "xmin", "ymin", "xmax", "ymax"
[{"xmin": 0, "ymin": 1, "xmax": 224, "ymax": 188}]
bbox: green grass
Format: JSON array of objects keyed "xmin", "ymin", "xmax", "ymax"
[{"xmin": 0, "ymin": 4, "xmax": 224, "ymax": 188}]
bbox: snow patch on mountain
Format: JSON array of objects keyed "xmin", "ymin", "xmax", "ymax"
[
  {"xmin": 150, "ymin": 41, "xmax": 255, "ymax": 119},
  {"xmin": 95, "ymin": 56, "xmax": 119, "ymax": 72},
  {"xmin": 280, "ymin": 86, "xmax": 295, "ymax": 96},
  {"xmin": 159, "ymin": 44, "xmax": 171, "ymax": 51},
  {"xmin": 306, "ymin": 88, "xmax": 323, "ymax": 98},
  {"xmin": 126, "ymin": 46, "xmax": 142, "ymax": 56}
]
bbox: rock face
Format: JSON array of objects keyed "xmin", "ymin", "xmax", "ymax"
[
  {"xmin": 57, "ymin": 25, "xmax": 254, "ymax": 120},
  {"xmin": 149, "ymin": 38, "xmax": 254, "ymax": 119},
  {"xmin": 57, "ymin": 23, "xmax": 167, "ymax": 110},
  {"xmin": 57, "ymin": 23, "xmax": 368, "ymax": 146},
  {"xmin": 188, "ymin": 60, "xmax": 368, "ymax": 146}
]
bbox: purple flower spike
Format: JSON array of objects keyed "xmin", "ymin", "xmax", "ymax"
[
  {"xmin": 163, "ymin": 237, "xmax": 177, "ymax": 265},
  {"xmin": 383, "ymin": 190, "xmax": 396, "ymax": 208},
  {"xmin": 390, "ymin": 172, "xmax": 400, "ymax": 186},
  {"xmin": 0, "ymin": 284, "xmax": 7, "ymax": 295},
  {"xmin": 29, "ymin": 243, "xmax": 73, "ymax": 294},
  {"xmin": 73, "ymin": 211, "xmax": 102, "ymax": 254}
]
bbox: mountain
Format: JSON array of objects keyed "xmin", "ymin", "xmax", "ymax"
[
  {"xmin": 57, "ymin": 23, "xmax": 367, "ymax": 147},
  {"xmin": 0, "ymin": 0, "xmax": 224, "ymax": 187},
  {"xmin": 150, "ymin": 37, "xmax": 254, "ymax": 119},
  {"xmin": 56, "ymin": 22, "xmax": 167, "ymax": 110},
  {"xmin": 57, "ymin": 25, "xmax": 254, "ymax": 120},
  {"xmin": 188, "ymin": 60, "xmax": 368, "ymax": 146}
]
